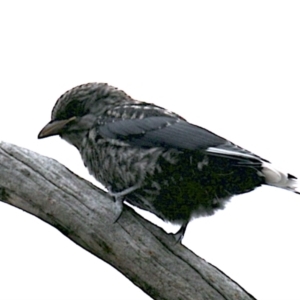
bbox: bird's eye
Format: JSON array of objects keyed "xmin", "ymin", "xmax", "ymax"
[{"xmin": 55, "ymin": 100, "xmax": 86, "ymax": 120}]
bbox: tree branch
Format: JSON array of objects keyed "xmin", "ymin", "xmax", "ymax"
[{"xmin": 0, "ymin": 141, "xmax": 256, "ymax": 300}]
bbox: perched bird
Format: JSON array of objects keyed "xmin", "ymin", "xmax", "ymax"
[{"xmin": 38, "ymin": 83, "xmax": 299, "ymax": 241}]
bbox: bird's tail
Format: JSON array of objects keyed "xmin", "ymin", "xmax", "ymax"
[{"xmin": 261, "ymin": 162, "xmax": 300, "ymax": 194}]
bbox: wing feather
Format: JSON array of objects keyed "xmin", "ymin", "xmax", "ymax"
[
  {"xmin": 96, "ymin": 107, "xmax": 268, "ymax": 165},
  {"xmin": 97, "ymin": 116, "xmax": 227, "ymax": 150}
]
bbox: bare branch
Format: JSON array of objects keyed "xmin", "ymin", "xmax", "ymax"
[{"xmin": 0, "ymin": 141, "xmax": 256, "ymax": 300}]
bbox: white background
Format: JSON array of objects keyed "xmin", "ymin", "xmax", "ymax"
[{"xmin": 1, "ymin": 1, "xmax": 300, "ymax": 299}]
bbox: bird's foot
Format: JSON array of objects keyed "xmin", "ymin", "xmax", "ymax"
[
  {"xmin": 173, "ymin": 223, "xmax": 188, "ymax": 244},
  {"xmin": 109, "ymin": 185, "xmax": 140, "ymax": 223},
  {"xmin": 112, "ymin": 196, "xmax": 124, "ymax": 223}
]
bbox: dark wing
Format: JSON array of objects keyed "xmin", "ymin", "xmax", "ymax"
[
  {"xmin": 97, "ymin": 115, "xmax": 227, "ymax": 150},
  {"xmin": 96, "ymin": 112, "xmax": 269, "ymax": 163}
]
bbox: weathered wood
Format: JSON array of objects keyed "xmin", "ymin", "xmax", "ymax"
[{"xmin": 0, "ymin": 141, "xmax": 256, "ymax": 300}]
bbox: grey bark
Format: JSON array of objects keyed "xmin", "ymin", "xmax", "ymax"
[{"xmin": 0, "ymin": 141, "xmax": 256, "ymax": 300}]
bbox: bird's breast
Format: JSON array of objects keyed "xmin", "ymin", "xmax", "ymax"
[{"xmin": 80, "ymin": 132, "xmax": 176, "ymax": 193}]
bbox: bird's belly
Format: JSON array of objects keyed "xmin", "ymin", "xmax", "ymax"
[
  {"xmin": 127, "ymin": 170, "xmax": 232, "ymax": 224},
  {"xmin": 81, "ymin": 138, "xmax": 263, "ymax": 224},
  {"xmin": 125, "ymin": 152, "xmax": 264, "ymax": 223}
]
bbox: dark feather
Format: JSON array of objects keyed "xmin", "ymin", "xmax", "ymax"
[{"xmin": 96, "ymin": 116, "xmax": 227, "ymax": 150}]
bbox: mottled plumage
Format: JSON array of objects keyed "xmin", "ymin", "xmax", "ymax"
[{"xmin": 38, "ymin": 83, "xmax": 299, "ymax": 241}]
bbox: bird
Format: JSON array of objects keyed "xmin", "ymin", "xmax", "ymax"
[{"xmin": 38, "ymin": 82, "xmax": 299, "ymax": 242}]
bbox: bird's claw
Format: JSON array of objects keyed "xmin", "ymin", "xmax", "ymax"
[
  {"xmin": 173, "ymin": 223, "xmax": 188, "ymax": 244},
  {"xmin": 113, "ymin": 196, "xmax": 124, "ymax": 223}
]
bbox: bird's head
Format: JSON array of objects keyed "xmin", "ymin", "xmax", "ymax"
[{"xmin": 38, "ymin": 82, "xmax": 134, "ymax": 147}]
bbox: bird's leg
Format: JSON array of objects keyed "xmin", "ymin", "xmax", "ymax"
[
  {"xmin": 113, "ymin": 196, "xmax": 124, "ymax": 223},
  {"xmin": 109, "ymin": 184, "xmax": 140, "ymax": 223},
  {"xmin": 173, "ymin": 222, "xmax": 188, "ymax": 244}
]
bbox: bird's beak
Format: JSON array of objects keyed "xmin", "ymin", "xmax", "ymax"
[{"xmin": 38, "ymin": 116, "xmax": 76, "ymax": 139}]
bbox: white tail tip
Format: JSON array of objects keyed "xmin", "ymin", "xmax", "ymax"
[{"xmin": 261, "ymin": 162, "xmax": 299, "ymax": 194}]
